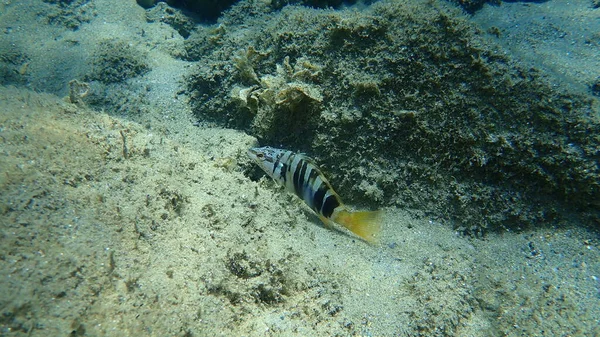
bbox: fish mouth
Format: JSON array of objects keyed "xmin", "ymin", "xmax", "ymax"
[{"xmin": 247, "ymin": 148, "xmax": 259, "ymax": 161}]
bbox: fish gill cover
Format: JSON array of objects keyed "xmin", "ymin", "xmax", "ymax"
[{"xmin": 184, "ymin": 0, "xmax": 600, "ymax": 235}]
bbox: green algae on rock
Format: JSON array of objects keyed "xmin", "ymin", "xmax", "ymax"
[
  {"xmin": 87, "ymin": 38, "xmax": 150, "ymax": 84},
  {"xmin": 186, "ymin": 0, "xmax": 600, "ymax": 235}
]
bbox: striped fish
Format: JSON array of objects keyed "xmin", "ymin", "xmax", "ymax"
[{"xmin": 248, "ymin": 146, "xmax": 381, "ymax": 243}]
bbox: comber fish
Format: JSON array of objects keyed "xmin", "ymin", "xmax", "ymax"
[{"xmin": 248, "ymin": 146, "xmax": 381, "ymax": 243}]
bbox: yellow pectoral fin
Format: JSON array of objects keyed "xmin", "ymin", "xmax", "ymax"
[{"xmin": 332, "ymin": 209, "xmax": 382, "ymax": 244}]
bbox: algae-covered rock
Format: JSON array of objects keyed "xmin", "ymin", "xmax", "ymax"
[
  {"xmin": 42, "ymin": 0, "xmax": 96, "ymax": 30},
  {"xmin": 164, "ymin": 0, "xmax": 241, "ymax": 22},
  {"xmin": 232, "ymin": 46, "xmax": 266, "ymax": 84},
  {"xmin": 136, "ymin": 0, "xmax": 157, "ymax": 8},
  {"xmin": 87, "ymin": 39, "xmax": 150, "ymax": 84},
  {"xmin": 0, "ymin": 40, "xmax": 29, "ymax": 86},
  {"xmin": 445, "ymin": 0, "xmax": 488, "ymax": 13},
  {"xmin": 145, "ymin": 2, "xmax": 197, "ymax": 39},
  {"xmin": 270, "ymin": 0, "xmax": 373, "ymax": 10},
  {"xmin": 186, "ymin": 0, "xmax": 600, "ymax": 234},
  {"xmin": 242, "ymin": 56, "xmax": 324, "ymax": 143}
]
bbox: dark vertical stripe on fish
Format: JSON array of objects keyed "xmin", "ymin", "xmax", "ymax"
[
  {"xmin": 292, "ymin": 156, "xmax": 304, "ymax": 197},
  {"xmin": 297, "ymin": 159, "xmax": 309, "ymax": 200},
  {"xmin": 272, "ymin": 155, "xmax": 281, "ymax": 175},
  {"xmin": 322, "ymin": 194, "xmax": 340, "ymax": 218},
  {"xmin": 279, "ymin": 163, "xmax": 288, "ymax": 184},
  {"xmin": 305, "ymin": 168, "xmax": 319, "ymax": 210},
  {"xmin": 312, "ymin": 181, "xmax": 328, "ymax": 213}
]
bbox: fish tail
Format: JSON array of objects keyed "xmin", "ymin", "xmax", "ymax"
[{"xmin": 333, "ymin": 209, "xmax": 382, "ymax": 244}]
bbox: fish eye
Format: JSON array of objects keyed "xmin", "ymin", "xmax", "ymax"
[{"xmin": 257, "ymin": 153, "xmax": 264, "ymax": 158}]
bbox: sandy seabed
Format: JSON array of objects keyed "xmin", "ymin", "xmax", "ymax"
[{"xmin": 0, "ymin": 85, "xmax": 598, "ymax": 336}]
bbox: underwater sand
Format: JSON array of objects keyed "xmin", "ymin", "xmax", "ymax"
[{"xmin": 1, "ymin": 0, "xmax": 599, "ymax": 336}]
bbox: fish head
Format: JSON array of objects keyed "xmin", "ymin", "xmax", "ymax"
[{"xmin": 247, "ymin": 146, "xmax": 285, "ymax": 178}]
